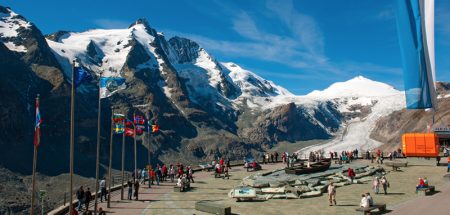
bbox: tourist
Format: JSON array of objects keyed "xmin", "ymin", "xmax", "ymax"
[
  {"xmin": 262, "ymin": 153, "xmax": 266, "ymax": 164},
  {"xmin": 162, "ymin": 164, "xmax": 168, "ymax": 181},
  {"xmin": 76, "ymin": 186, "xmax": 84, "ymax": 211},
  {"xmin": 447, "ymin": 157, "xmax": 450, "ymax": 172},
  {"xmin": 127, "ymin": 180, "xmax": 133, "ymax": 200},
  {"xmin": 327, "ymin": 182, "xmax": 336, "ymax": 206},
  {"xmin": 169, "ymin": 165, "xmax": 175, "ymax": 182},
  {"xmin": 436, "ymin": 156, "xmax": 441, "ymax": 166},
  {"xmin": 188, "ymin": 166, "xmax": 194, "ymax": 183},
  {"xmin": 177, "ymin": 165, "xmax": 183, "ymax": 178},
  {"xmin": 176, "ymin": 176, "xmax": 182, "ymax": 188},
  {"xmin": 150, "ymin": 168, "xmax": 156, "ymax": 185},
  {"xmin": 380, "ymin": 176, "xmax": 389, "ymax": 195},
  {"xmin": 372, "ymin": 177, "xmax": 380, "ymax": 194},
  {"xmin": 134, "ymin": 180, "xmax": 140, "ymax": 200},
  {"xmin": 220, "ymin": 157, "xmax": 224, "ymax": 169},
  {"xmin": 366, "ymin": 192, "xmax": 374, "ymax": 206},
  {"xmin": 155, "ymin": 166, "xmax": 161, "ymax": 185},
  {"xmin": 100, "ymin": 178, "xmax": 107, "ymax": 202},
  {"xmin": 98, "ymin": 207, "xmax": 106, "ymax": 215},
  {"xmin": 424, "ymin": 177, "xmax": 429, "ymax": 186},
  {"xmin": 73, "ymin": 207, "xmax": 78, "ymax": 215},
  {"xmin": 244, "ymin": 161, "xmax": 249, "ymax": 172},
  {"xmin": 347, "ymin": 168, "xmax": 355, "ymax": 183},
  {"xmin": 252, "ymin": 160, "xmax": 258, "ymax": 171},
  {"xmin": 274, "ymin": 151, "xmax": 279, "ymax": 163},
  {"xmin": 265, "ymin": 153, "xmax": 270, "ymax": 164},
  {"xmin": 270, "ymin": 153, "xmax": 274, "ymax": 163},
  {"xmin": 360, "ymin": 193, "xmax": 369, "ymax": 209},
  {"xmin": 416, "ymin": 178, "xmax": 426, "ymax": 192},
  {"xmin": 226, "ymin": 157, "xmax": 231, "ymax": 169},
  {"xmin": 282, "ymin": 152, "xmax": 286, "ymax": 164},
  {"xmin": 141, "ymin": 168, "xmax": 146, "ymax": 184},
  {"xmin": 84, "ymin": 187, "xmax": 92, "ymax": 211},
  {"xmin": 224, "ymin": 165, "xmax": 230, "ymax": 180}
]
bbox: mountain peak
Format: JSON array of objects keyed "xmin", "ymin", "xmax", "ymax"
[
  {"xmin": 128, "ymin": 18, "xmax": 151, "ymax": 29},
  {"xmin": 306, "ymin": 76, "xmax": 400, "ymax": 98},
  {"xmin": 0, "ymin": 5, "xmax": 11, "ymax": 14},
  {"xmin": 168, "ymin": 36, "xmax": 202, "ymax": 64}
]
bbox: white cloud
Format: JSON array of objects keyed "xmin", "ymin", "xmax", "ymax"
[{"xmin": 93, "ymin": 19, "xmax": 130, "ymax": 29}]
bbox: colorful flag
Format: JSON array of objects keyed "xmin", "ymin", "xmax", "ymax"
[
  {"xmin": 113, "ymin": 113, "xmax": 125, "ymax": 123},
  {"xmin": 99, "ymin": 77, "xmax": 126, "ymax": 98},
  {"xmin": 125, "ymin": 128, "xmax": 134, "ymax": 137},
  {"xmin": 396, "ymin": 0, "xmax": 437, "ymax": 109},
  {"xmin": 133, "ymin": 114, "xmax": 145, "ymax": 125},
  {"xmin": 74, "ymin": 66, "xmax": 90, "ymax": 88},
  {"xmin": 113, "ymin": 123, "xmax": 125, "ymax": 134},
  {"xmin": 136, "ymin": 125, "xmax": 145, "ymax": 136},
  {"xmin": 151, "ymin": 124, "xmax": 159, "ymax": 133},
  {"xmin": 34, "ymin": 98, "xmax": 42, "ymax": 147}
]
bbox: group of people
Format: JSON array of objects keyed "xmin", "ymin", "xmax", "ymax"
[
  {"xmin": 214, "ymin": 157, "xmax": 231, "ymax": 178},
  {"xmin": 415, "ymin": 177, "xmax": 430, "ymax": 192},
  {"xmin": 371, "ymin": 176, "xmax": 389, "ymax": 195},
  {"xmin": 262, "ymin": 152, "xmax": 279, "ymax": 164},
  {"xmin": 360, "ymin": 192, "xmax": 375, "ymax": 209},
  {"xmin": 75, "ymin": 185, "xmax": 107, "ymax": 215}
]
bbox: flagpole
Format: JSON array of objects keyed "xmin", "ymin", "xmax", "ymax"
[
  {"xmin": 133, "ymin": 112, "xmax": 137, "ymax": 184},
  {"xmin": 94, "ymin": 71, "xmax": 103, "ymax": 215},
  {"xmin": 120, "ymin": 113, "xmax": 125, "ymax": 200},
  {"xmin": 31, "ymin": 94, "xmax": 40, "ymax": 215},
  {"xmin": 147, "ymin": 124, "xmax": 151, "ymax": 188},
  {"xmin": 69, "ymin": 60, "xmax": 76, "ymax": 215},
  {"xmin": 107, "ymin": 110, "xmax": 114, "ymax": 208}
]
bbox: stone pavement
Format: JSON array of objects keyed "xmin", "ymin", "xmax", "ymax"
[{"xmin": 82, "ymin": 158, "xmax": 450, "ymax": 215}]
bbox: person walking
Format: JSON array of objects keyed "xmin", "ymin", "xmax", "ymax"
[
  {"xmin": 348, "ymin": 168, "xmax": 356, "ymax": 183},
  {"xmin": 162, "ymin": 164, "xmax": 168, "ymax": 181},
  {"xmin": 155, "ymin": 166, "xmax": 162, "ymax": 185},
  {"xmin": 76, "ymin": 186, "xmax": 85, "ymax": 212},
  {"xmin": 381, "ymin": 176, "xmax": 389, "ymax": 195},
  {"xmin": 372, "ymin": 177, "xmax": 380, "ymax": 194},
  {"xmin": 100, "ymin": 177, "xmax": 107, "ymax": 202},
  {"xmin": 127, "ymin": 180, "xmax": 133, "ymax": 200},
  {"xmin": 188, "ymin": 166, "xmax": 194, "ymax": 183},
  {"xmin": 327, "ymin": 182, "xmax": 336, "ymax": 206},
  {"xmin": 84, "ymin": 187, "xmax": 92, "ymax": 211},
  {"xmin": 134, "ymin": 180, "xmax": 140, "ymax": 200},
  {"xmin": 169, "ymin": 165, "xmax": 175, "ymax": 182}
]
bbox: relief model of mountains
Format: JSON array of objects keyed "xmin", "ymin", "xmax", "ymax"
[{"xmin": 2, "ymin": 5, "xmax": 450, "ymax": 213}]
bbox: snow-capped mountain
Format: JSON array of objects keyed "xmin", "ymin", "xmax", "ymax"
[{"xmin": 1, "ymin": 5, "xmax": 424, "ymax": 213}]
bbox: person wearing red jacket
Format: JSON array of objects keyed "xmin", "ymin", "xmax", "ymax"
[{"xmin": 348, "ymin": 168, "xmax": 356, "ymax": 183}]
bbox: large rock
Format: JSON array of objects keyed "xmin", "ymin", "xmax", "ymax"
[
  {"xmin": 300, "ymin": 190, "xmax": 322, "ymax": 198},
  {"xmin": 261, "ymin": 187, "xmax": 285, "ymax": 194},
  {"xmin": 295, "ymin": 185, "xmax": 311, "ymax": 193}
]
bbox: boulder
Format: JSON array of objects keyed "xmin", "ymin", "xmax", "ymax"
[
  {"xmin": 261, "ymin": 187, "xmax": 285, "ymax": 194},
  {"xmin": 305, "ymin": 179, "xmax": 321, "ymax": 187},
  {"xmin": 269, "ymin": 181, "xmax": 286, "ymax": 187},
  {"xmin": 300, "ymin": 190, "xmax": 322, "ymax": 198},
  {"xmin": 253, "ymin": 180, "xmax": 270, "ymax": 188},
  {"xmin": 272, "ymin": 194, "xmax": 287, "ymax": 199},
  {"xmin": 286, "ymin": 192, "xmax": 299, "ymax": 199},
  {"xmin": 313, "ymin": 185, "xmax": 328, "ymax": 193},
  {"xmin": 295, "ymin": 185, "xmax": 311, "ymax": 193}
]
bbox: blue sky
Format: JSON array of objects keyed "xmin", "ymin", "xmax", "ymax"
[{"xmin": 3, "ymin": 0, "xmax": 450, "ymax": 95}]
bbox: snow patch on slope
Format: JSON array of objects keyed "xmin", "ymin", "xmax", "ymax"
[{"xmin": 0, "ymin": 7, "xmax": 31, "ymax": 52}]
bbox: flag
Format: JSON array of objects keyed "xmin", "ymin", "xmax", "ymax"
[
  {"xmin": 74, "ymin": 66, "xmax": 90, "ymax": 88},
  {"xmin": 113, "ymin": 113, "xmax": 125, "ymax": 123},
  {"xmin": 152, "ymin": 124, "xmax": 159, "ymax": 133},
  {"xmin": 395, "ymin": 0, "xmax": 437, "ymax": 109},
  {"xmin": 113, "ymin": 123, "xmax": 125, "ymax": 134},
  {"xmin": 34, "ymin": 98, "xmax": 42, "ymax": 147},
  {"xmin": 99, "ymin": 77, "xmax": 126, "ymax": 98},
  {"xmin": 125, "ymin": 128, "xmax": 134, "ymax": 137},
  {"xmin": 133, "ymin": 114, "xmax": 145, "ymax": 125},
  {"xmin": 136, "ymin": 125, "xmax": 145, "ymax": 136}
]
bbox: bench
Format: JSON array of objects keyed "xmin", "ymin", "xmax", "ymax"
[
  {"xmin": 355, "ymin": 203, "xmax": 386, "ymax": 215},
  {"xmin": 417, "ymin": 186, "xmax": 435, "ymax": 196},
  {"xmin": 385, "ymin": 161, "xmax": 408, "ymax": 171},
  {"xmin": 195, "ymin": 201, "xmax": 231, "ymax": 215}
]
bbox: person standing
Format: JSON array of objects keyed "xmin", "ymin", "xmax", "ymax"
[
  {"xmin": 127, "ymin": 180, "xmax": 133, "ymax": 200},
  {"xmin": 162, "ymin": 164, "xmax": 168, "ymax": 181},
  {"xmin": 274, "ymin": 151, "xmax": 279, "ymax": 163},
  {"xmin": 372, "ymin": 177, "xmax": 380, "ymax": 194},
  {"xmin": 327, "ymin": 182, "xmax": 336, "ymax": 206},
  {"xmin": 270, "ymin": 153, "xmax": 274, "ymax": 163},
  {"xmin": 188, "ymin": 166, "xmax": 194, "ymax": 183},
  {"xmin": 134, "ymin": 180, "xmax": 140, "ymax": 200},
  {"xmin": 348, "ymin": 168, "xmax": 356, "ymax": 183},
  {"xmin": 169, "ymin": 165, "xmax": 175, "ymax": 182},
  {"xmin": 84, "ymin": 187, "xmax": 92, "ymax": 211},
  {"xmin": 76, "ymin": 186, "xmax": 85, "ymax": 211},
  {"xmin": 381, "ymin": 176, "xmax": 389, "ymax": 195},
  {"xmin": 155, "ymin": 166, "xmax": 161, "ymax": 185},
  {"xmin": 100, "ymin": 177, "xmax": 107, "ymax": 202}
]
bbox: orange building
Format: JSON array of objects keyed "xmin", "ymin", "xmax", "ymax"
[{"xmin": 402, "ymin": 133, "xmax": 440, "ymax": 157}]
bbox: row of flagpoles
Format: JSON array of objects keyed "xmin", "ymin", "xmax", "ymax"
[{"xmin": 30, "ymin": 60, "xmax": 160, "ymax": 215}]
